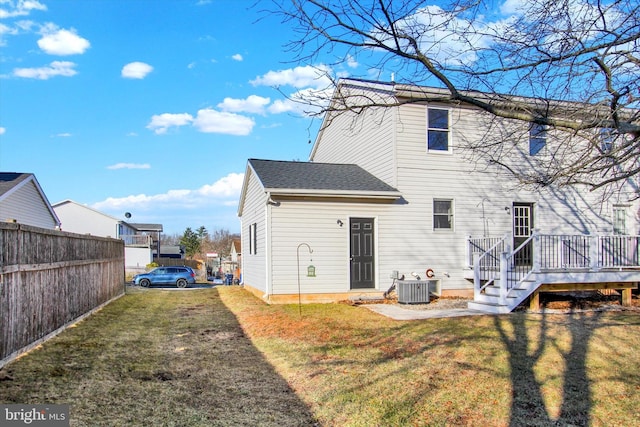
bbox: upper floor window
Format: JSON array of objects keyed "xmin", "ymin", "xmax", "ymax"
[
  {"xmin": 600, "ymin": 128, "xmax": 617, "ymax": 154},
  {"xmin": 529, "ymin": 123, "xmax": 547, "ymax": 155},
  {"xmin": 433, "ymin": 199, "xmax": 454, "ymax": 230},
  {"xmin": 427, "ymin": 108, "xmax": 450, "ymax": 152}
]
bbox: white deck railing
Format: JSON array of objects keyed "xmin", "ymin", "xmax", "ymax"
[
  {"xmin": 468, "ymin": 232, "xmax": 640, "ymax": 304},
  {"xmin": 120, "ymin": 234, "xmax": 153, "ymax": 247}
]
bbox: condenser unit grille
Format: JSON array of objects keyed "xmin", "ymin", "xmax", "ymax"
[{"xmin": 397, "ymin": 280, "xmax": 431, "ymax": 304}]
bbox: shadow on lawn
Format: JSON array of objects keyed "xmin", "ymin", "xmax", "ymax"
[
  {"xmin": 0, "ymin": 287, "xmax": 318, "ymax": 427},
  {"xmin": 495, "ymin": 311, "xmax": 603, "ymax": 426}
]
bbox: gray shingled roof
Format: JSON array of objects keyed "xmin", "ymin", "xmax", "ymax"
[
  {"xmin": 248, "ymin": 159, "xmax": 399, "ymax": 193},
  {"xmin": 0, "ymin": 172, "xmax": 32, "ymax": 198}
]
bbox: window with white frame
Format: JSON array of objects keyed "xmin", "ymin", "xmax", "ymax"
[
  {"xmin": 613, "ymin": 207, "xmax": 626, "ymax": 235},
  {"xmin": 600, "ymin": 128, "xmax": 617, "ymax": 154},
  {"xmin": 433, "ymin": 199, "xmax": 453, "ymax": 230},
  {"xmin": 529, "ymin": 123, "xmax": 547, "ymax": 155},
  {"xmin": 427, "ymin": 108, "xmax": 450, "ymax": 152},
  {"xmin": 248, "ymin": 223, "xmax": 257, "ymax": 254}
]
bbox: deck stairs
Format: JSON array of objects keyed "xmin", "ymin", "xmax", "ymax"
[
  {"xmin": 467, "ymin": 276, "xmax": 541, "ymax": 314},
  {"xmin": 466, "ymin": 231, "xmax": 640, "ymax": 314}
]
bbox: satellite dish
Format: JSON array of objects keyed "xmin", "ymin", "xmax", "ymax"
[{"xmin": 124, "ymin": 212, "xmax": 131, "ymax": 219}]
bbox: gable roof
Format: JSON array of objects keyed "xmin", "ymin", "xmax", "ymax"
[
  {"xmin": 0, "ymin": 172, "xmax": 32, "ymax": 198},
  {"xmin": 0, "ymin": 172, "xmax": 61, "ymax": 227},
  {"xmin": 53, "ymin": 199, "xmax": 129, "ymax": 224},
  {"xmin": 238, "ymin": 159, "xmax": 401, "ymax": 216},
  {"xmin": 248, "ymin": 159, "xmax": 400, "ymax": 193}
]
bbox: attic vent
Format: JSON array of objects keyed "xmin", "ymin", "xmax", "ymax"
[{"xmin": 397, "ymin": 280, "xmax": 441, "ymax": 304}]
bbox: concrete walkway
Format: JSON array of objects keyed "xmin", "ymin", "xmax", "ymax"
[{"xmin": 364, "ymin": 304, "xmax": 490, "ymax": 320}]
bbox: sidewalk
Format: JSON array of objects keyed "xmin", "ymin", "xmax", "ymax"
[{"xmin": 364, "ymin": 304, "xmax": 490, "ymax": 320}]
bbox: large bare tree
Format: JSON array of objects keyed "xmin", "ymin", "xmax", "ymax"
[{"xmin": 269, "ymin": 0, "xmax": 640, "ymax": 192}]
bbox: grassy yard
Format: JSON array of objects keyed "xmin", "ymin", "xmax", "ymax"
[{"xmin": 1, "ymin": 286, "xmax": 639, "ymax": 426}]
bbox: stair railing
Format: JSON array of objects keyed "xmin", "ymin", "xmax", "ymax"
[
  {"xmin": 473, "ymin": 233, "xmax": 509, "ymax": 300},
  {"xmin": 500, "ymin": 230, "xmax": 537, "ymax": 305}
]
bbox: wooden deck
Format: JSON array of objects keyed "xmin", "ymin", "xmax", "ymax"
[{"xmin": 466, "ymin": 232, "xmax": 640, "ymax": 313}]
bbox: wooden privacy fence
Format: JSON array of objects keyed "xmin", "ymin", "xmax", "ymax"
[{"xmin": 0, "ymin": 222, "xmax": 125, "ymax": 365}]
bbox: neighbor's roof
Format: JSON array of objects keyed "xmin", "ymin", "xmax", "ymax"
[
  {"xmin": 0, "ymin": 172, "xmax": 32, "ymax": 198},
  {"xmin": 0, "ymin": 172, "xmax": 61, "ymax": 227},
  {"xmin": 130, "ymin": 223, "xmax": 164, "ymax": 232},
  {"xmin": 248, "ymin": 159, "xmax": 400, "ymax": 194}
]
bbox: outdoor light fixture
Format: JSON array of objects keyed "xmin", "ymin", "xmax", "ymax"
[{"xmin": 337, "ymin": 219, "xmax": 343, "ymax": 226}]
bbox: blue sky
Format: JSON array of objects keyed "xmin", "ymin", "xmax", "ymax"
[
  {"xmin": 0, "ymin": 0, "xmax": 349, "ymax": 235},
  {"xmin": 2, "ymin": 0, "xmax": 617, "ymax": 236}
]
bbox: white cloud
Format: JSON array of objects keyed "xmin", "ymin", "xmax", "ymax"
[
  {"xmin": 121, "ymin": 61, "xmax": 153, "ymax": 79},
  {"xmin": 500, "ymin": 0, "xmax": 528, "ymax": 15},
  {"xmin": 268, "ymin": 86, "xmax": 333, "ymax": 116},
  {"xmin": 13, "ymin": 60, "xmax": 77, "ymax": 79},
  {"xmin": 250, "ymin": 65, "xmax": 333, "ymax": 89},
  {"xmin": 147, "ymin": 109, "xmax": 255, "ymax": 136},
  {"xmin": 146, "ymin": 113, "xmax": 193, "ymax": 134},
  {"xmin": 388, "ymin": 5, "xmax": 492, "ymax": 67},
  {"xmin": 217, "ymin": 95, "xmax": 270, "ymax": 115},
  {"xmin": 346, "ymin": 54, "xmax": 358, "ymax": 68},
  {"xmin": 0, "ymin": 0, "xmax": 47, "ymax": 19},
  {"xmin": 107, "ymin": 163, "xmax": 151, "ymax": 170},
  {"xmin": 55, "ymin": 132, "xmax": 71, "ymax": 137},
  {"xmin": 231, "ymin": 53, "xmax": 243, "ymax": 61},
  {"xmin": 37, "ymin": 25, "xmax": 90, "ymax": 55},
  {"xmin": 91, "ymin": 172, "xmax": 244, "ymax": 211},
  {"xmin": 192, "ymin": 108, "xmax": 255, "ymax": 135},
  {"xmin": 0, "ymin": 127, "xmax": 5, "ymax": 135}
]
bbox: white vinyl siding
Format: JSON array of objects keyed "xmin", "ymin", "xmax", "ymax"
[
  {"xmin": 53, "ymin": 201, "xmax": 134, "ymax": 237},
  {"xmin": 311, "ymin": 89, "xmax": 397, "ymax": 186},
  {"xmin": 0, "ymin": 180, "xmax": 58, "ymax": 229},
  {"xmin": 239, "ymin": 170, "xmax": 268, "ymax": 293},
  {"xmin": 268, "ymin": 201, "xmax": 388, "ymax": 295}
]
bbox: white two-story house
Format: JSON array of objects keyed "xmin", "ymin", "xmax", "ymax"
[
  {"xmin": 238, "ymin": 79, "xmax": 640, "ymax": 312},
  {"xmin": 53, "ymin": 200, "xmax": 159, "ymax": 274}
]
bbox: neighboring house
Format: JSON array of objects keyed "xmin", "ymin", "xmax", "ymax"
[
  {"xmin": 52, "ymin": 200, "xmax": 158, "ymax": 271},
  {"xmin": 231, "ymin": 238, "xmax": 242, "ymax": 282},
  {"xmin": 238, "ymin": 79, "xmax": 640, "ymax": 311},
  {"xmin": 130, "ymin": 223, "xmax": 163, "ymax": 261},
  {"xmin": 0, "ymin": 172, "xmax": 60, "ymax": 229}
]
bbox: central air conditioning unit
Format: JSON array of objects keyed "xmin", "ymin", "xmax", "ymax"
[{"xmin": 397, "ymin": 279, "xmax": 441, "ymax": 304}]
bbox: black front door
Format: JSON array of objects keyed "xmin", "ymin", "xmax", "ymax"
[{"xmin": 350, "ymin": 217, "xmax": 375, "ymax": 289}]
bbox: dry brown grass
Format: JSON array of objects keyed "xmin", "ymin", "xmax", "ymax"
[
  {"xmin": 1, "ymin": 286, "xmax": 639, "ymax": 426},
  {"xmin": 0, "ymin": 286, "xmax": 317, "ymax": 426},
  {"xmin": 218, "ymin": 287, "xmax": 640, "ymax": 427}
]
